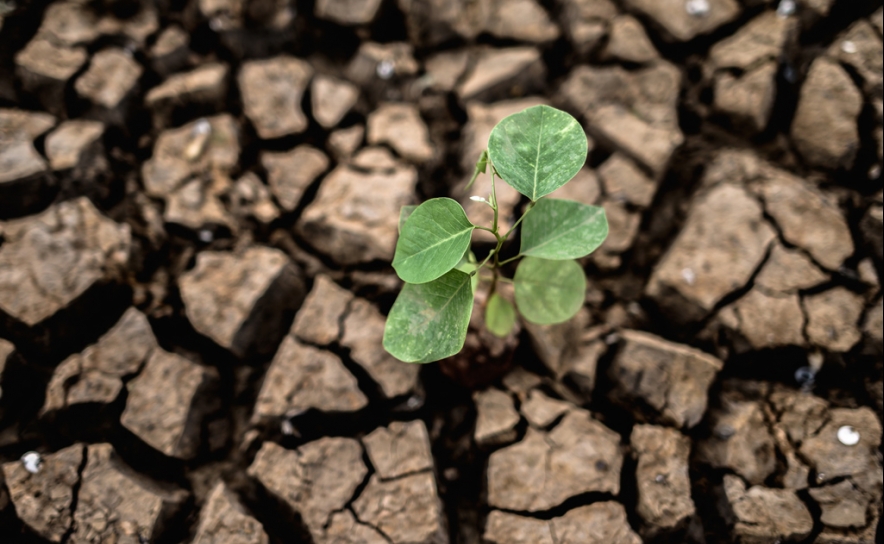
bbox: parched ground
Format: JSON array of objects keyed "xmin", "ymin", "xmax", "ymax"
[{"xmin": 0, "ymin": 0, "xmax": 882, "ymax": 542}]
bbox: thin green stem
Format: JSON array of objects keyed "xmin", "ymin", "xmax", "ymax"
[
  {"xmin": 497, "ymin": 254, "xmax": 522, "ymax": 266},
  {"xmin": 490, "ymin": 171, "xmax": 499, "ymax": 235},
  {"xmin": 502, "ymin": 201, "xmax": 535, "ymax": 242}
]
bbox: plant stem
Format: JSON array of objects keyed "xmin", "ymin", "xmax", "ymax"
[{"xmin": 497, "ymin": 254, "xmax": 521, "ymax": 266}]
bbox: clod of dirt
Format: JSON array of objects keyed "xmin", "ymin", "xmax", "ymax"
[
  {"xmin": 485, "ymin": 0, "xmax": 559, "ymax": 43},
  {"xmin": 521, "ymin": 390, "xmax": 571, "ymax": 429},
  {"xmin": 0, "ymin": 197, "xmax": 130, "ymax": 327},
  {"xmin": 291, "ymin": 275, "xmax": 353, "ymax": 346},
  {"xmin": 45, "ymin": 120, "xmax": 105, "ymax": 173},
  {"xmin": 193, "ymin": 481, "xmax": 269, "ymax": 544},
  {"xmin": 341, "ymin": 298, "xmax": 420, "ymax": 398},
  {"xmin": 345, "ymin": 42, "xmax": 419, "ymax": 87},
  {"xmin": 43, "ymin": 307, "xmax": 157, "ymax": 414},
  {"xmin": 247, "ymin": 438, "xmax": 367, "ymax": 542},
  {"xmin": 229, "ymin": 173, "xmax": 279, "ymax": 225},
  {"xmin": 558, "ymin": 0, "xmax": 617, "ymax": 55},
  {"xmin": 351, "ymin": 147, "xmax": 401, "ymax": 172},
  {"xmin": 605, "ymin": 15, "xmax": 659, "ymax": 64},
  {"xmin": 423, "ymin": 50, "xmax": 470, "ymax": 93},
  {"xmin": 0, "ymin": 109, "xmax": 56, "ymax": 217},
  {"xmin": 148, "ymin": 26, "xmax": 190, "ymax": 76},
  {"xmin": 861, "ymin": 203, "xmax": 883, "ymax": 264},
  {"xmin": 716, "ymin": 287, "xmax": 806, "ymax": 350},
  {"xmin": 73, "ymin": 443, "xmax": 187, "ymax": 542},
  {"xmin": 2, "ymin": 443, "xmax": 83, "ymax": 542},
  {"xmin": 621, "ymin": 0, "xmax": 740, "ymax": 42},
  {"xmin": 721, "ymin": 474, "xmax": 813, "ymax": 544},
  {"xmin": 297, "ymin": 164, "xmax": 416, "ymax": 264},
  {"xmin": 473, "ymin": 388, "xmax": 519, "ymax": 447},
  {"xmin": 810, "ymin": 475, "xmax": 882, "ymax": 543},
  {"xmin": 314, "ymin": 0, "xmax": 383, "ymax": 25},
  {"xmin": 709, "ymin": 11, "xmax": 794, "ymax": 72},
  {"xmin": 698, "ymin": 399, "xmax": 776, "ymax": 485},
  {"xmin": 646, "ymin": 183, "xmax": 775, "ymax": 322},
  {"xmin": 363, "ymin": 420, "xmax": 433, "ymax": 480},
  {"xmin": 121, "ymin": 349, "xmax": 219, "ymax": 459},
  {"xmin": 755, "ymin": 242, "xmax": 829, "ymax": 293},
  {"xmin": 457, "ymin": 48, "xmax": 545, "ymax": 104},
  {"xmin": 353, "ymin": 471, "xmax": 449, "ymax": 544},
  {"xmin": 799, "ymin": 407, "xmax": 882, "ymax": 481},
  {"xmin": 324, "ymin": 510, "xmax": 387, "ymax": 543},
  {"xmin": 631, "ymin": 424, "xmax": 695, "ymax": 535},
  {"xmin": 74, "ymin": 48, "xmax": 142, "ymax": 123},
  {"xmin": 487, "ymin": 408, "xmax": 622, "ymax": 511},
  {"xmin": 327, "ymin": 125, "xmax": 365, "ymax": 161},
  {"xmin": 141, "ymin": 115, "xmax": 240, "ymax": 198},
  {"xmin": 367, "ymin": 103, "xmax": 435, "ymax": 164},
  {"xmin": 164, "ymin": 175, "xmax": 236, "ymax": 232},
  {"xmin": 598, "ymin": 153, "xmax": 658, "ymax": 208},
  {"xmin": 311, "ymin": 75, "xmax": 360, "ymax": 130},
  {"xmin": 179, "ymin": 246, "xmax": 306, "ymax": 358},
  {"xmin": 521, "ymin": 307, "xmax": 589, "ymax": 378},
  {"xmin": 145, "ymin": 64, "xmax": 229, "ymax": 129},
  {"xmin": 14, "ymin": 38, "xmax": 87, "ymax": 116},
  {"xmin": 713, "ymin": 61, "xmax": 779, "ymax": 134},
  {"xmin": 826, "ymin": 20, "xmax": 882, "ymax": 96},
  {"xmin": 483, "ymin": 511, "xmax": 553, "ymax": 544},
  {"xmin": 609, "ymin": 330, "xmax": 723, "ymax": 429},
  {"xmin": 791, "ymin": 57, "xmax": 862, "ymax": 170},
  {"xmin": 37, "ymin": 1, "xmax": 100, "ymax": 45},
  {"xmin": 803, "ymin": 287, "xmax": 865, "ymax": 352},
  {"xmin": 484, "ymin": 502, "xmax": 641, "ymax": 544},
  {"xmin": 238, "ymin": 56, "xmax": 313, "ymax": 139},
  {"xmin": 261, "ymin": 145, "xmax": 329, "ymax": 212},
  {"xmin": 252, "ymin": 336, "xmax": 367, "ymax": 424}
]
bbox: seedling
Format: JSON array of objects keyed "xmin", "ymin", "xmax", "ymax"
[{"xmin": 383, "ymin": 105, "xmax": 608, "ymax": 363}]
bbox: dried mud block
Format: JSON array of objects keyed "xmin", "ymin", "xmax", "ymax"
[
  {"xmin": 768, "ymin": 389, "xmax": 828, "ymax": 445},
  {"xmin": 592, "ymin": 198, "xmax": 641, "ymax": 268},
  {"xmin": 0, "ymin": 197, "xmax": 130, "ymax": 326},
  {"xmin": 605, "ymin": 15, "xmax": 659, "ymax": 63},
  {"xmin": 74, "ymin": 48, "xmax": 142, "ymax": 122},
  {"xmin": 485, "ymin": 0, "xmax": 559, "ymax": 43},
  {"xmin": 351, "ymin": 147, "xmax": 401, "ymax": 171},
  {"xmin": 827, "ymin": 20, "xmax": 882, "ymax": 95},
  {"xmin": 484, "ymin": 511, "xmax": 554, "ymax": 544},
  {"xmin": 179, "ymin": 247, "xmax": 305, "ymax": 357},
  {"xmin": 164, "ymin": 175, "xmax": 236, "ymax": 231},
  {"xmin": 323, "ymin": 510, "xmax": 388, "ymax": 544},
  {"xmin": 487, "ymin": 409, "xmax": 622, "ymax": 511},
  {"xmin": 36, "ymin": 1, "xmax": 100, "ymax": 46},
  {"xmin": 396, "ymin": 0, "xmax": 491, "ymax": 47},
  {"xmin": 862, "ymin": 203, "xmax": 883, "ymax": 263},
  {"xmin": 15, "ymin": 38, "xmax": 87, "ymax": 116},
  {"xmin": 297, "ymin": 164, "xmax": 416, "ymax": 264},
  {"xmin": 803, "ymin": 287, "xmax": 865, "ymax": 352},
  {"xmin": 809, "ymin": 480, "xmax": 870, "ymax": 531},
  {"xmin": 753, "ymin": 172, "xmax": 853, "ymax": 270},
  {"xmin": 799, "ymin": 407, "xmax": 882, "ymax": 481},
  {"xmin": 229, "ymin": 173, "xmax": 279, "ymax": 224},
  {"xmin": 755, "ymin": 242, "xmax": 828, "ymax": 293},
  {"xmin": 424, "ymin": 49, "xmax": 470, "ymax": 93},
  {"xmin": 714, "ymin": 61, "xmax": 778, "ymax": 133},
  {"xmin": 2, "ymin": 444, "xmax": 84, "ymax": 542},
  {"xmin": 646, "ymin": 184, "xmax": 775, "ymax": 322},
  {"xmin": 341, "ymin": 298, "xmax": 420, "ymax": 398},
  {"xmin": 558, "ymin": 0, "xmax": 617, "ymax": 55},
  {"xmin": 145, "ymin": 63, "xmax": 229, "ymax": 127},
  {"xmin": 717, "ymin": 288, "xmax": 805, "ymax": 350},
  {"xmin": 315, "ymin": 0, "xmax": 383, "ymax": 25},
  {"xmin": 311, "ymin": 74, "xmax": 359, "ymax": 129},
  {"xmin": 721, "ymin": 475, "xmax": 813, "ymax": 544},
  {"xmin": 252, "ymin": 336, "xmax": 367, "ymax": 423},
  {"xmin": 609, "ymin": 330, "xmax": 722, "ymax": 429},
  {"xmin": 121, "ymin": 349, "xmax": 219, "ymax": 459},
  {"xmin": 522, "ymin": 307, "xmax": 589, "ymax": 377},
  {"xmin": 521, "ymin": 390, "xmax": 571, "ymax": 428},
  {"xmin": 149, "ymin": 26, "xmax": 190, "ymax": 76},
  {"xmin": 73, "ymin": 443, "xmax": 187, "ymax": 542},
  {"xmin": 363, "ymin": 420, "xmax": 433, "ymax": 480},
  {"xmin": 327, "ymin": 125, "xmax": 364, "ymax": 160},
  {"xmin": 554, "ymin": 166, "xmax": 603, "ymax": 205},
  {"xmin": 261, "ymin": 145, "xmax": 329, "ymax": 211},
  {"xmin": 791, "ymin": 58, "xmax": 862, "ymax": 170},
  {"xmin": 238, "ymin": 56, "xmax": 313, "ymax": 139},
  {"xmin": 631, "ymin": 425, "xmax": 695, "ymax": 534},
  {"xmin": 621, "ymin": 0, "xmax": 740, "ymax": 42},
  {"xmin": 352, "ymin": 472, "xmax": 448, "ymax": 544},
  {"xmin": 291, "ymin": 275, "xmax": 354, "ymax": 345},
  {"xmin": 248, "ymin": 439, "xmax": 367, "ymax": 541},
  {"xmin": 43, "ymin": 307, "xmax": 157, "ymax": 414},
  {"xmin": 0, "ymin": 109, "xmax": 55, "ymax": 217},
  {"xmin": 367, "ymin": 103, "xmax": 434, "ymax": 163},
  {"xmin": 590, "ymin": 104, "xmax": 682, "ymax": 178},
  {"xmin": 709, "ymin": 11, "xmax": 793, "ymax": 71},
  {"xmin": 863, "ymin": 296, "xmax": 883, "ymax": 354},
  {"xmin": 345, "ymin": 41, "xmax": 419, "ymax": 86},
  {"xmin": 45, "ymin": 120, "xmax": 105, "ymax": 172},
  {"xmin": 598, "ymin": 153, "xmax": 657, "ymax": 208},
  {"xmin": 142, "ymin": 115, "xmax": 240, "ymax": 197},
  {"xmin": 473, "ymin": 388, "xmax": 519, "ymax": 447},
  {"xmin": 698, "ymin": 399, "xmax": 776, "ymax": 485},
  {"xmin": 456, "ymin": 47, "xmax": 545, "ymax": 103},
  {"xmin": 550, "ymin": 503, "xmax": 642, "ymax": 544},
  {"xmin": 193, "ymin": 482, "xmax": 268, "ymax": 544}
]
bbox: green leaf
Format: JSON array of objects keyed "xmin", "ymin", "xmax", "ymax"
[
  {"xmin": 486, "ymin": 292, "xmax": 516, "ymax": 337},
  {"xmin": 487, "ymin": 105, "xmax": 587, "ymax": 201},
  {"xmin": 398, "ymin": 205, "xmax": 418, "ymax": 234},
  {"xmin": 454, "ymin": 250, "xmax": 479, "ymax": 294},
  {"xmin": 520, "ymin": 198, "xmax": 608, "ymax": 260},
  {"xmin": 392, "ymin": 198, "xmax": 475, "ymax": 284},
  {"xmin": 383, "ymin": 269, "xmax": 474, "ymax": 363},
  {"xmin": 514, "ymin": 257, "xmax": 585, "ymax": 325}
]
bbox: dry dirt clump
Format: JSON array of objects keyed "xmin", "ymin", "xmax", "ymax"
[{"xmin": 0, "ymin": 0, "xmax": 881, "ymax": 542}]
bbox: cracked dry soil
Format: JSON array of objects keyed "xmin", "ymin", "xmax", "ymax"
[{"xmin": 0, "ymin": 0, "xmax": 883, "ymax": 542}]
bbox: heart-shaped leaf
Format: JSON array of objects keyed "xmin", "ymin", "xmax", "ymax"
[
  {"xmin": 488, "ymin": 105, "xmax": 587, "ymax": 201},
  {"xmin": 520, "ymin": 198, "xmax": 608, "ymax": 260},
  {"xmin": 392, "ymin": 198, "xmax": 475, "ymax": 284},
  {"xmin": 485, "ymin": 292, "xmax": 516, "ymax": 337},
  {"xmin": 514, "ymin": 257, "xmax": 585, "ymax": 325},
  {"xmin": 383, "ymin": 269, "xmax": 474, "ymax": 363}
]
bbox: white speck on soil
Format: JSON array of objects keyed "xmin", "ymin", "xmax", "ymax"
[
  {"xmin": 841, "ymin": 41, "xmax": 857, "ymax": 54},
  {"xmin": 376, "ymin": 60, "xmax": 395, "ymax": 80},
  {"xmin": 681, "ymin": 268, "xmax": 696, "ymax": 285},
  {"xmin": 685, "ymin": 0, "xmax": 710, "ymax": 17},
  {"xmin": 777, "ymin": 0, "xmax": 796, "ymax": 17},
  {"xmin": 21, "ymin": 451, "xmax": 42, "ymax": 474},
  {"xmin": 198, "ymin": 229, "xmax": 214, "ymax": 243},
  {"xmin": 837, "ymin": 425, "xmax": 860, "ymax": 446}
]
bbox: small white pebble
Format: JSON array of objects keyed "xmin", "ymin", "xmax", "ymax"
[
  {"xmin": 681, "ymin": 268, "xmax": 696, "ymax": 286},
  {"xmin": 376, "ymin": 60, "xmax": 395, "ymax": 80},
  {"xmin": 841, "ymin": 41, "xmax": 857, "ymax": 54},
  {"xmin": 21, "ymin": 451, "xmax": 42, "ymax": 474},
  {"xmin": 192, "ymin": 118, "xmax": 212, "ymax": 136},
  {"xmin": 869, "ymin": 164, "xmax": 881, "ymax": 179},
  {"xmin": 209, "ymin": 17, "xmax": 225, "ymax": 31},
  {"xmin": 198, "ymin": 229, "xmax": 214, "ymax": 243},
  {"xmin": 604, "ymin": 332, "xmax": 620, "ymax": 345},
  {"xmin": 837, "ymin": 425, "xmax": 860, "ymax": 446},
  {"xmin": 685, "ymin": 0, "xmax": 710, "ymax": 17},
  {"xmin": 776, "ymin": 0, "xmax": 796, "ymax": 17}
]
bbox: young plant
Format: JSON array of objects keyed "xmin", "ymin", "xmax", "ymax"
[{"xmin": 383, "ymin": 105, "xmax": 608, "ymax": 363}]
